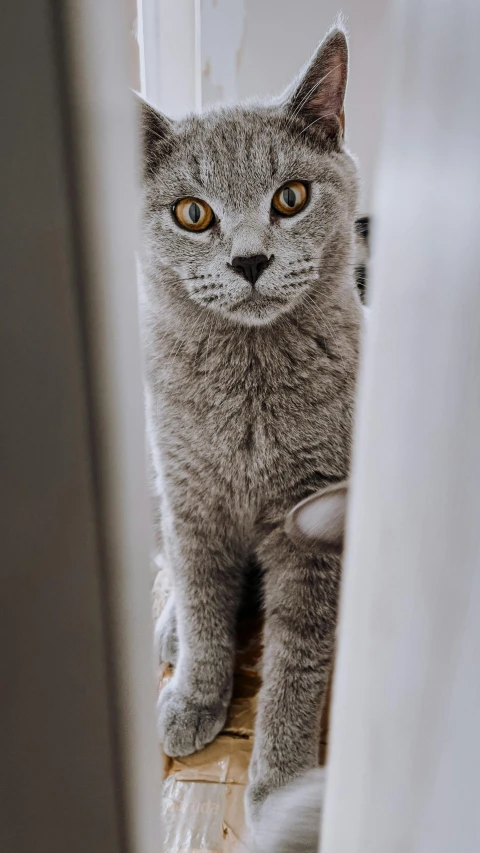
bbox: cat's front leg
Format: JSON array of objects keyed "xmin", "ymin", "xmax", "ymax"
[
  {"xmin": 155, "ymin": 592, "xmax": 179, "ymax": 665},
  {"xmin": 245, "ymin": 526, "xmax": 340, "ymax": 827},
  {"xmin": 157, "ymin": 529, "xmax": 243, "ymax": 757}
]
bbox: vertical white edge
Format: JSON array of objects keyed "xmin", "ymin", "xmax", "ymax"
[
  {"xmin": 138, "ymin": 0, "xmax": 161, "ymax": 105},
  {"xmin": 137, "ymin": 0, "xmax": 148, "ymax": 96},
  {"xmin": 322, "ymin": 0, "xmax": 480, "ymax": 851},
  {"xmin": 194, "ymin": 0, "xmax": 203, "ymax": 111},
  {"xmin": 60, "ymin": 1, "xmax": 163, "ymax": 852},
  {"xmin": 140, "ymin": 0, "xmax": 197, "ymax": 116}
]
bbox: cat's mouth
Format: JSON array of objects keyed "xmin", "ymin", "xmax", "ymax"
[{"xmin": 227, "ymin": 292, "xmax": 289, "ymax": 324}]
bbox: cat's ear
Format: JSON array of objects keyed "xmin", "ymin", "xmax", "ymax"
[
  {"xmin": 133, "ymin": 91, "xmax": 173, "ymax": 178},
  {"xmin": 284, "ymin": 24, "xmax": 348, "ymax": 139},
  {"xmin": 285, "ymin": 481, "xmax": 349, "ymax": 554}
]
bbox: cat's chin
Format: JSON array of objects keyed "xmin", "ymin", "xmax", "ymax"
[{"xmin": 224, "ymin": 295, "xmax": 291, "ymax": 327}]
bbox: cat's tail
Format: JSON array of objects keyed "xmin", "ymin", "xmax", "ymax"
[{"xmin": 255, "ymin": 768, "xmax": 326, "ymax": 853}]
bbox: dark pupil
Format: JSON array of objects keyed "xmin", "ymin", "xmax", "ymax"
[
  {"xmin": 283, "ymin": 187, "xmax": 296, "ymax": 207},
  {"xmin": 189, "ymin": 202, "xmax": 201, "ymax": 223}
]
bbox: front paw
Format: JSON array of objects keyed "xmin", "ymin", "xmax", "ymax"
[{"xmin": 157, "ymin": 681, "xmax": 229, "ymax": 756}]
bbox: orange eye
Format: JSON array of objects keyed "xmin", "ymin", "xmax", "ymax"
[
  {"xmin": 174, "ymin": 197, "xmax": 214, "ymax": 231},
  {"xmin": 272, "ymin": 181, "xmax": 308, "ymax": 216}
]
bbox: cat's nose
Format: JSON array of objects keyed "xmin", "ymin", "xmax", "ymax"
[{"xmin": 231, "ymin": 254, "xmax": 270, "ymax": 286}]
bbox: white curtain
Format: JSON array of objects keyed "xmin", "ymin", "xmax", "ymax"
[{"xmin": 322, "ymin": 1, "xmax": 480, "ymax": 851}]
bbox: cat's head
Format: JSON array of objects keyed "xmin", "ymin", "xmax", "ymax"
[
  {"xmin": 138, "ymin": 25, "xmax": 358, "ymax": 327},
  {"xmin": 286, "ymin": 480, "xmax": 349, "ymax": 554}
]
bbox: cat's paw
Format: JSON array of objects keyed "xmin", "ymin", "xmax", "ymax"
[
  {"xmin": 154, "ymin": 595, "xmax": 179, "ymax": 665},
  {"xmin": 157, "ymin": 682, "xmax": 228, "ymax": 756}
]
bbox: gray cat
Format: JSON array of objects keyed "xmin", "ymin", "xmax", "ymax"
[{"xmin": 137, "ymin": 23, "xmax": 362, "ymax": 826}]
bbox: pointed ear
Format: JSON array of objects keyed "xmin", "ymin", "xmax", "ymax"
[
  {"xmin": 285, "ymin": 26, "xmax": 348, "ymax": 139},
  {"xmin": 133, "ymin": 92, "xmax": 173, "ymax": 178},
  {"xmin": 285, "ymin": 481, "xmax": 349, "ymax": 554}
]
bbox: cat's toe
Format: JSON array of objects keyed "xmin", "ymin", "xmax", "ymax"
[
  {"xmin": 157, "ymin": 683, "xmax": 227, "ymax": 756},
  {"xmin": 154, "ymin": 596, "xmax": 179, "ymax": 665}
]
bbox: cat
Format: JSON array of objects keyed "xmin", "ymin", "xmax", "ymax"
[
  {"xmin": 137, "ymin": 22, "xmax": 363, "ymax": 826},
  {"xmin": 256, "ymin": 480, "xmax": 348, "ymax": 852}
]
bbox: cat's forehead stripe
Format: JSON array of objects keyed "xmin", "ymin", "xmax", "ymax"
[{"xmin": 173, "ymin": 110, "xmax": 320, "ymax": 206}]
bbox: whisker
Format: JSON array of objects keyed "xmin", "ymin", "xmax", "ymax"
[
  {"xmin": 191, "ymin": 283, "xmax": 222, "ymax": 296},
  {"xmin": 165, "ymin": 334, "xmax": 185, "ymax": 365},
  {"xmin": 204, "ymin": 314, "xmax": 217, "ymax": 378},
  {"xmin": 301, "ymin": 292, "xmax": 347, "ymax": 371},
  {"xmin": 193, "ymin": 310, "xmax": 212, "ymax": 372},
  {"xmin": 297, "ymin": 114, "xmax": 336, "ymax": 138}
]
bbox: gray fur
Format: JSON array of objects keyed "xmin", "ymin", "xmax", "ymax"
[
  {"xmin": 137, "ymin": 24, "xmax": 362, "ymax": 825},
  {"xmin": 256, "ymin": 484, "xmax": 350, "ymax": 852}
]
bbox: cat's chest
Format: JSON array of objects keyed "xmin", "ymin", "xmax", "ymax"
[{"xmin": 158, "ymin": 335, "xmax": 356, "ymax": 475}]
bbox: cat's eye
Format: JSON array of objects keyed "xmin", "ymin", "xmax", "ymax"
[
  {"xmin": 272, "ymin": 181, "xmax": 308, "ymax": 216},
  {"xmin": 173, "ymin": 197, "xmax": 214, "ymax": 232}
]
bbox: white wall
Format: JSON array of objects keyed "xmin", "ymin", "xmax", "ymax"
[
  {"xmin": 201, "ymin": 0, "xmax": 389, "ymax": 212},
  {"xmin": 140, "ymin": 0, "xmax": 198, "ymax": 116},
  {"xmin": 322, "ymin": 0, "xmax": 480, "ymax": 848}
]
